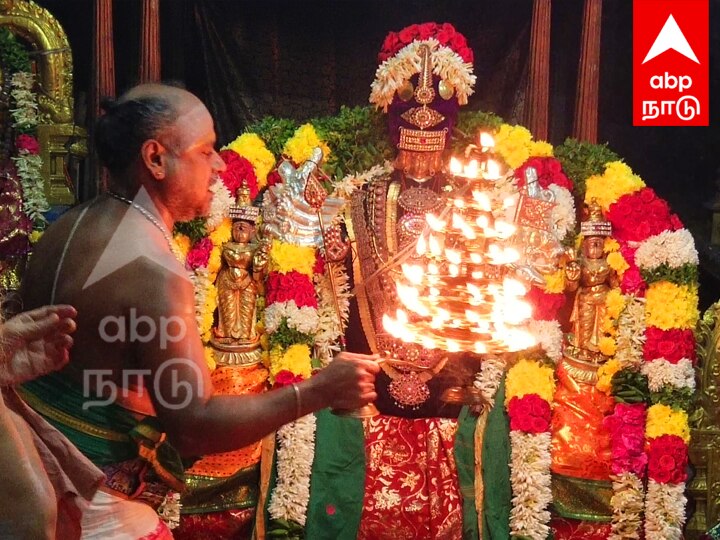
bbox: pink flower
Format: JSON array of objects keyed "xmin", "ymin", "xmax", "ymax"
[
  {"xmin": 620, "ymin": 265, "xmax": 647, "ymax": 296},
  {"xmin": 186, "ymin": 237, "xmax": 213, "ymax": 269},
  {"xmin": 274, "ymin": 369, "xmax": 305, "ymax": 388},
  {"xmin": 15, "ymin": 134, "xmax": 40, "ymax": 155}
]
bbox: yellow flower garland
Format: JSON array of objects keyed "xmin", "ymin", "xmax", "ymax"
[
  {"xmin": 607, "ymin": 251, "xmax": 629, "ymax": 277},
  {"xmin": 174, "ymin": 233, "xmax": 192, "ymax": 259},
  {"xmin": 596, "ymin": 358, "xmax": 622, "ymax": 394},
  {"xmin": 283, "ymin": 123, "xmax": 331, "ymax": 165},
  {"xmin": 505, "ymin": 359, "xmax": 555, "ymax": 404},
  {"xmin": 645, "ymin": 282, "xmax": 699, "ymax": 330},
  {"xmin": 646, "ymin": 403, "xmax": 690, "ymax": 443},
  {"xmin": 225, "ymin": 133, "xmax": 276, "ymax": 189},
  {"xmin": 494, "ymin": 124, "xmax": 534, "ymax": 169},
  {"xmin": 585, "ymin": 161, "xmax": 645, "ymax": 211},
  {"xmin": 268, "ymin": 343, "xmax": 313, "ymax": 380},
  {"xmin": 268, "ymin": 240, "xmax": 316, "ymax": 276},
  {"xmin": 543, "ymin": 269, "xmax": 565, "ymax": 294}
]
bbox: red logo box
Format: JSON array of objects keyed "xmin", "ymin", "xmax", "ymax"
[{"xmin": 633, "ymin": 0, "xmax": 709, "ymax": 126}]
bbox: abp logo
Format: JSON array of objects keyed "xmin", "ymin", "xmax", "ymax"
[{"xmin": 633, "ymin": 0, "xmax": 709, "ymax": 126}]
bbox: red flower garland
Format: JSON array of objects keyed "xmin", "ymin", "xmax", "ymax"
[
  {"xmin": 219, "ymin": 149, "xmax": 259, "ymax": 198},
  {"xmin": 15, "ymin": 134, "xmax": 40, "ymax": 155},
  {"xmin": 514, "ymin": 157, "xmax": 573, "ymax": 192},
  {"xmin": 643, "ymin": 327, "xmax": 696, "ymax": 364},
  {"xmin": 647, "ymin": 434, "xmax": 688, "ymax": 484},
  {"xmin": 606, "ymin": 188, "xmax": 682, "ymax": 243},
  {"xmin": 378, "ymin": 22, "xmax": 473, "ymax": 64},
  {"xmin": 266, "ymin": 271, "xmax": 318, "ymax": 308},
  {"xmin": 525, "ymin": 286, "xmax": 566, "ymax": 321},
  {"xmin": 507, "ymin": 394, "xmax": 551, "ymax": 433}
]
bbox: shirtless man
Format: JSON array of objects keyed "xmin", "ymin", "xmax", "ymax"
[{"xmin": 20, "ymin": 83, "xmax": 378, "ymax": 538}]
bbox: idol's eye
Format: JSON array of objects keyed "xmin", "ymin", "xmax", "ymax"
[{"xmin": 398, "ymin": 80, "xmax": 414, "ymax": 102}]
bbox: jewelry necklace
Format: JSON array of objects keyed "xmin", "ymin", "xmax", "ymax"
[
  {"xmin": 381, "ymin": 357, "xmax": 448, "ymax": 409},
  {"xmin": 107, "ymin": 191, "xmax": 183, "ymax": 262}
]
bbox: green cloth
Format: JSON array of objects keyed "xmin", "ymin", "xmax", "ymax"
[
  {"xmin": 21, "ymin": 372, "xmax": 184, "ymax": 485},
  {"xmin": 305, "ymin": 410, "xmax": 366, "ymax": 540},
  {"xmin": 481, "ymin": 378, "xmax": 512, "ymax": 540},
  {"xmin": 455, "ymin": 406, "xmax": 480, "ymax": 540},
  {"xmin": 21, "ymin": 373, "xmax": 138, "ymax": 465}
]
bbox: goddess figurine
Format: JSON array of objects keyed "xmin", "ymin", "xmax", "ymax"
[
  {"xmin": 550, "ymin": 201, "xmax": 617, "ymax": 535},
  {"xmin": 210, "ymin": 190, "xmax": 264, "ymax": 367},
  {"xmin": 307, "ymin": 24, "xmax": 509, "ymax": 540},
  {"xmin": 175, "ymin": 190, "xmax": 268, "ymax": 540}
]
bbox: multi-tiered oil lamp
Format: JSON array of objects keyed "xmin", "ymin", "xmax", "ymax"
[{"xmin": 383, "ymin": 134, "xmax": 536, "ymax": 357}]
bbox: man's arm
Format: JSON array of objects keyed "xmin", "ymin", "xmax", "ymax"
[{"xmin": 132, "ymin": 266, "xmax": 377, "ymax": 457}]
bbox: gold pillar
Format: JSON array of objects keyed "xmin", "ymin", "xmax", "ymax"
[
  {"xmin": 139, "ymin": 0, "xmax": 161, "ymax": 83},
  {"xmin": 525, "ymin": 0, "xmax": 552, "ymax": 141},
  {"xmin": 573, "ymin": 0, "xmax": 602, "ymax": 143}
]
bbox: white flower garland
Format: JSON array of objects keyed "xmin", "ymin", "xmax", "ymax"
[
  {"xmin": 614, "ymin": 296, "xmax": 646, "ymax": 370},
  {"xmin": 641, "ymin": 358, "xmax": 695, "ymax": 392},
  {"xmin": 473, "ymin": 356, "xmax": 505, "ymax": 405},
  {"xmin": 635, "ymin": 229, "xmax": 698, "ymax": 269},
  {"xmin": 334, "ymin": 161, "xmax": 394, "ymax": 198},
  {"xmin": 370, "ymin": 39, "xmax": 476, "ymax": 111},
  {"xmin": 267, "ymin": 414, "xmax": 317, "ymax": 526},
  {"xmin": 313, "ymin": 263, "xmax": 350, "ymax": 367},
  {"xmin": 264, "ymin": 300, "xmax": 320, "ymax": 335},
  {"xmin": 644, "ymin": 481, "xmax": 686, "ymax": 540},
  {"xmin": 9, "ymin": 72, "xmax": 48, "ymax": 225},
  {"xmin": 608, "ymin": 472, "xmax": 645, "ymax": 540},
  {"xmin": 205, "ymin": 180, "xmax": 235, "ymax": 230},
  {"xmin": 548, "ymin": 184, "xmax": 576, "ymax": 240},
  {"xmin": 524, "ymin": 320, "xmax": 563, "ymax": 363},
  {"xmin": 509, "ymin": 431, "xmax": 553, "ymax": 540}
]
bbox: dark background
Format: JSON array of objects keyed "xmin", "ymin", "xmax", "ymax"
[{"xmin": 32, "ymin": 0, "xmax": 720, "ymax": 307}]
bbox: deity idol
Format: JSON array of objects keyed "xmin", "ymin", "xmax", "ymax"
[
  {"xmin": 307, "ymin": 23, "xmax": 511, "ymax": 540},
  {"xmin": 550, "ymin": 201, "xmax": 617, "ymax": 533}
]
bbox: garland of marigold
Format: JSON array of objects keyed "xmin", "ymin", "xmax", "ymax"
[{"xmin": 588, "ymin": 162, "xmax": 698, "ymax": 539}]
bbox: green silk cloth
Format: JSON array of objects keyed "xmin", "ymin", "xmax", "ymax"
[
  {"xmin": 182, "ymin": 465, "xmax": 260, "ymax": 514},
  {"xmin": 20, "ymin": 372, "xmax": 184, "ymax": 486},
  {"xmin": 480, "ymin": 378, "xmax": 512, "ymax": 540}
]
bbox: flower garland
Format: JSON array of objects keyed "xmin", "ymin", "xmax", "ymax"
[
  {"xmin": 257, "ymin": 123, "xmax": 353, "ymax": 533},
  {"xmin": 492, "ymin": 124, "xmax": 574, "ymax": 539},
  {"xmin": 587, "ymin": 162, "xmax": 698, "ymax": 539},
  {"xmin": 9, "ymin": 72, "xmax": 48, "ymax": 226},
  {"xmin": 370, "ymin": 35, "xmax": 476, "ymax": 111},
  {"xmin": 505, "ymin": 359, "xmax": 556, "ymax": 540},
  {"xmin": 264, "ymin": 238, "xmax": 319, "ymax": 527}
]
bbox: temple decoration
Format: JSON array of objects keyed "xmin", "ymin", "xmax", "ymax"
[{"xmin": 0, "ymin": 0, "xmax": 86, "ymax": 205}]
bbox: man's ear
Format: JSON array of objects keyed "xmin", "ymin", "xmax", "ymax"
[{"xmin": 140, "ymin": 139, "xmax": 167, "ymax": 180}]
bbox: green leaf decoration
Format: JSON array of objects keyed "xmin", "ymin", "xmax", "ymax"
[
  {"xmin": 452, "ymin": 109, "xmax": 504, "ymax": 153},
  {"xmin": 554, "ymin": 138, "xmax": 621, "ymax": 201},
  {"xmin": 245, "ymin": 117, "xmax": 300, "ymax": 157},
  {"xmin": 173, "ymin": 218, "xmax": 208, "ymax": 243},
  {"xmin": 640, "ymin": 263, "xmax": 698, "ymax": 286},
  {"xmin": 611, "ymin": 369, "xmax": 650, "ymax": 404},
  {"xmin": 310, "ymin": 105, "xmax": 394, "ymax": 179},
  {"xmin": 0, "ymin": 27, "xmax": 31, "ymax": 74}
]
